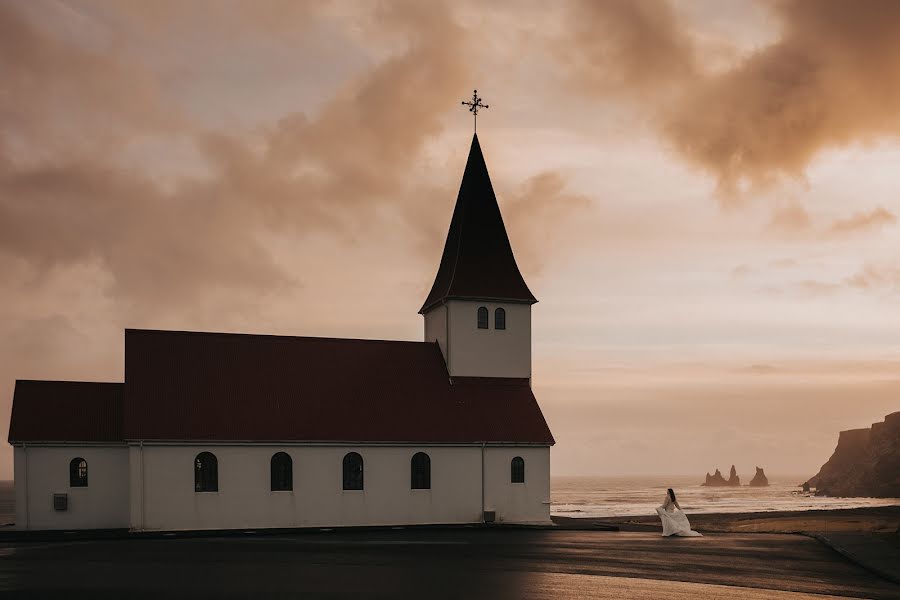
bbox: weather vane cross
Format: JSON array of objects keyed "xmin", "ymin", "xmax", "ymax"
[{"xmin": 461, "ymin": 89, "xmax": 489, "ymax": 133}]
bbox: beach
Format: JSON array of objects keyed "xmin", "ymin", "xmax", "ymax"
[
  {"xmin": 557, "ymin": 505, "xmax": 900, "ymax": 534},
  {"xmin": 1, "ymin": 527, "xmax": 898, "ymax": 599},
  {"xmin": 2, "ymin": 480, "xmax": 898, "ymax": 597}
]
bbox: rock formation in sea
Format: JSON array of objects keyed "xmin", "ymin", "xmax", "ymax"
[
  {"xmin": 804, "ymin": 411, "xmax": 900, "ymax": 498},
  {"xmin": 704, "ymin": 469, "xmax": 727, "ymax": 486},
  {"xmin": 728, "ymin": 465, "xmax": 740, "ymax": 486},
  {"xmin": 749, "ymin": 467, "xmax": 769, "ymax": 487},
  {"xmin": 703, "ymin": 466, "xmax": 741, "ymax": 486}
]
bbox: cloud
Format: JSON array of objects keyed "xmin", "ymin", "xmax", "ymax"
[
  {"xmin": 767, "ymin": 201, "xmax": 812, "ymax": 233},
  {"xmin": 763, "ymin": 204, "xmax": 896, "ymax": 239},
  {"xmin": 0, "ymin": 1, "xmax": 473, "ymax": 320},
  {"xmin": 559, "ymin": 0, "xmax": 696, "ymax": 97},
  {"xmin": 845, "ymin": 263, "xmax": 900, "ymax": 291},
  {"xmin": 503, "ymin": 171, "xmax": 592, "ymax": 276},
  {"xmin": 0, "ymin": 3, "xmax": 183, "ymax": 158},
  {"xmin": 770, "ymin": 262, "xmax": 900, "ymax": 297},
  {"xmin": 558, "ymin": 0, "xmax": 900, "ymax": 202},
  {"xmin": 827, "ymin": 207, "xmax": 897, "ymax": 235}
]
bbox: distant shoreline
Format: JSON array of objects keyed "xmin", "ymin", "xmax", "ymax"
[{"xmin": 554, "ymin": 505, "xmax": 900, "ymax": 534}]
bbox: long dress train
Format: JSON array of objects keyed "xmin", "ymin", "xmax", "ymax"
[{"xmin": 656, "ymin": 494, "xmax": 702, "ymax": 537}]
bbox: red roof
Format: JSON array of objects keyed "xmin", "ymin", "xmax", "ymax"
[
  {"xmin": 420, "ymin": 134, "xmax": 537, "ymax": 313},
  {"xmin": 124, "ymin": 329, "xmax": 554, "ymax": 444},
  {"xmin": 8, "ymin": 380, "xmax": 124, "ymax": 443}
]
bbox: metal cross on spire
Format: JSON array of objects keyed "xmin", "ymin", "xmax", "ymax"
[{"xmin": 461, "ymin": 89, "xmax": 489, "ymax": 133}]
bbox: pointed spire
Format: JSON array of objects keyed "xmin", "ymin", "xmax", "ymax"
[{"xmin": 419, "ymin": 134, "xmax": 536, "ymax": 314}]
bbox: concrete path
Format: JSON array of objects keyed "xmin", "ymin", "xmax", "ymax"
[{"xmin": 0, "ymin": 529, "xmax": 896, "ymax": 599}]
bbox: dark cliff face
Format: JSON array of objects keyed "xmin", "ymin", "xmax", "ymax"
[{"xmin": 805, "ymin": 412, "xmax": 900, "ymax": 498}]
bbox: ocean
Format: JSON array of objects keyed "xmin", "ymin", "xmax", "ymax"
[
  {"xmin": 1, "ymin": 477, "xmax": 897, "ymax": 526},
  {"xmin": 552, "ymin": 475, "xmax": 900, "ymax": 518}
]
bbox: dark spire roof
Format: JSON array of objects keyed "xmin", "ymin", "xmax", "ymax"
[{"xmin": 419, "ymin": 134, "xmax": 537, "ymax": 314}]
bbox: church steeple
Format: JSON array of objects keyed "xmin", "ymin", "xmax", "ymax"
[{"xmin": 419, "ymin": 134, "xmax": 536, "ymax": 314}]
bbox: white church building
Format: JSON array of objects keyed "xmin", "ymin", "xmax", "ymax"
[{"xmin": 8, "ymin": 134, "xmax": 555, "ymax": 532}]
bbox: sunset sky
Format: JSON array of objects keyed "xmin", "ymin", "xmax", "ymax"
[{"xmin": 1, "ymin": 0, "xmax": 899, "ymax": 480}]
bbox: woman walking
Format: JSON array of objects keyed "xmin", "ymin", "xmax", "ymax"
[{"xmin": 656, "ymin": 488, "xmax": 702, "ymax": 537}]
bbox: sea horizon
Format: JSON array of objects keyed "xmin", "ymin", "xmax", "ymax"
[{"xmin": 551, "ymin": 474, "xmax": 900, "ymax": 519}]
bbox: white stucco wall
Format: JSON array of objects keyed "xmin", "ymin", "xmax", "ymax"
[
  {"xmin": 423, "ymin": 304, "xmax": 448, "ymax": 360},
  {"xmin": 131, "ymin": 444, "xmax": 550, "ymax": 531},
  {"xmin": 14, "ymin": 445, "xmax": 130, "ymax": 530},
  {"xmin": 11, "ymin": 442, "xmax": 550, "ymax": 531},
  {"xmin": 133, "ymin": 445, "xmax": 484, "ymax": 531},
  {"xmin": 443, "ymin": 300, "xmax": 531, "ymax": 378},
  {"xmin": 484, "ymin": 446, "xmax": 551, "ymax": 523}
]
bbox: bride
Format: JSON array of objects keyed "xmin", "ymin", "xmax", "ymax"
[{"xmin": 656, "ymin": 488, "xmax": 702, "ymax": 537}]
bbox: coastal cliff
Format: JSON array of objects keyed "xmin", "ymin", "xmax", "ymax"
[
  {"xmin": 805, "ymin": 411, "xmax": 900, "ymax": 497},
  {"xmin": 703, "ymin": 465, "xmax": 741, "ymax": 486}
]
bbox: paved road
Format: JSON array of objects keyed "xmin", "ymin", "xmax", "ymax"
[{"xmin": 0, "ymin": 529, "xmax": 896, "ymax": 599}]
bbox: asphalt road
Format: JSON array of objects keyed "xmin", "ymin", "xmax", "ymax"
[{"xmin": 0, "ymin": 529, "xmax": 896, "ymax": 599}]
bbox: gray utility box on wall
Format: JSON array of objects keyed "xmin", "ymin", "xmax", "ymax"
[{"xmin": 53, "ymin": 493, "xmax": 68, "ymax": 511}]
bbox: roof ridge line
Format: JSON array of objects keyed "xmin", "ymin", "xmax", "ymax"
[
  {"xmin": 125, "ymin": 328, "xmax": 431, "ymax": 345},
  {"xmin": 15, "ymin": 379, "xmax": 123, "ymax": 385}
]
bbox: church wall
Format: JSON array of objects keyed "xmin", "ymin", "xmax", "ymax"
[
  {"xmin": 445, "ymin": 300, "xmax": 531, "ymax": 378},
  {"xmin": 14, "ymin": 445, "xmax": 130, "ymax": 530},
  {"xmin": 133, "ymin": 445, "xmax": 489, "ymax": 531},
  {"xmin": 423, "ymin": 304, "xmax": 448, "ymax": 360},
  {"xmin": 484, "ymin": 446, "xmax": 551, "ymax": 523}
]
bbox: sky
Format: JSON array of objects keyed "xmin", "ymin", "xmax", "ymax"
[{"xmin": 1, "ymin": 0, "xmax": 899, "ymax": 480}]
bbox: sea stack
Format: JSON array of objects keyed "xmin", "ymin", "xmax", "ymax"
[
  {"xmin": 749, "ymin": 467, "xmax": 769, "ymax": 487},
  {"xmin": 728, "ymin": 465, "xmax": 741, "ymax": 486},
  {"xmin": 703, "ymin": 467, "xmax": 741, "ymax": 486}
]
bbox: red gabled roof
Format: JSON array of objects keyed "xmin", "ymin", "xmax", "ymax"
[
  {"xmin": 419, "ymin": 134, "xmax": 537, "ymax": 313},
  {"xmin": 124, "ymin": 329, "xmax": 554, "ymax": 444},
  {"xmin": 8, "ymin": 380, "xmax": 124, "ymax": 443}
]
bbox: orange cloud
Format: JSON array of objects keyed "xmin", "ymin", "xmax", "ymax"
[
  {"xmin": 559, "ymin": 0, "xmax": 900, "ymax": 202},
  {"xmin": 828, "ymin": 207, "xmax": 897, "ymax": 235},
  {"xmin": 767, "ymin": 201, "xmax": 812, "ymax": 233}
]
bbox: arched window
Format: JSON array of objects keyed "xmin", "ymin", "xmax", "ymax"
[
  {"xmin": 410, "ymin": 452, "xmax": 431, "ymax": 490},
  {"xmin": 194, "ymin": 452, "xmax": 218, "ymax": 492},
  {"xmin": 270, "ymin": 452, "xmax": 293, "ymax": 491},
  {"xmin": 511, "ymin": 456, "xmax": 525, "ymax": 484},
  {"xmin": 477, "ymin": 306, "xmax": 489, "ymax": 329},
  {"xmin": 69, "ymin": 457, "xmax": 88, "ymax": 487},
  {"xmin": 494, "ymin": 307, "xmax": 506, "ymax": 330},
  {"xmin": 343, "ymin": 452, "xmax": 364, "ymax": 490}
]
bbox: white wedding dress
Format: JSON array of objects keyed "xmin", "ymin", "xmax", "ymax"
[{"xmin": 656, "ymin": 494, "xmax": 702, "ymax": 537}]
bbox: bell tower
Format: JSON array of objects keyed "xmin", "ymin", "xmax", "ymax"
[{"xmin": 420, "ymin": 134, "xmax": 537, "ymax": 379}]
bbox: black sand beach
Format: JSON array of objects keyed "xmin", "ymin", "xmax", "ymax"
[
  {"xmin": 0, "ymin": 526, "xmax": 897, "ymax": 599},
  {"xmin": 559, "ymin": 505, "xmax": 900, "ymax": 534}
]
